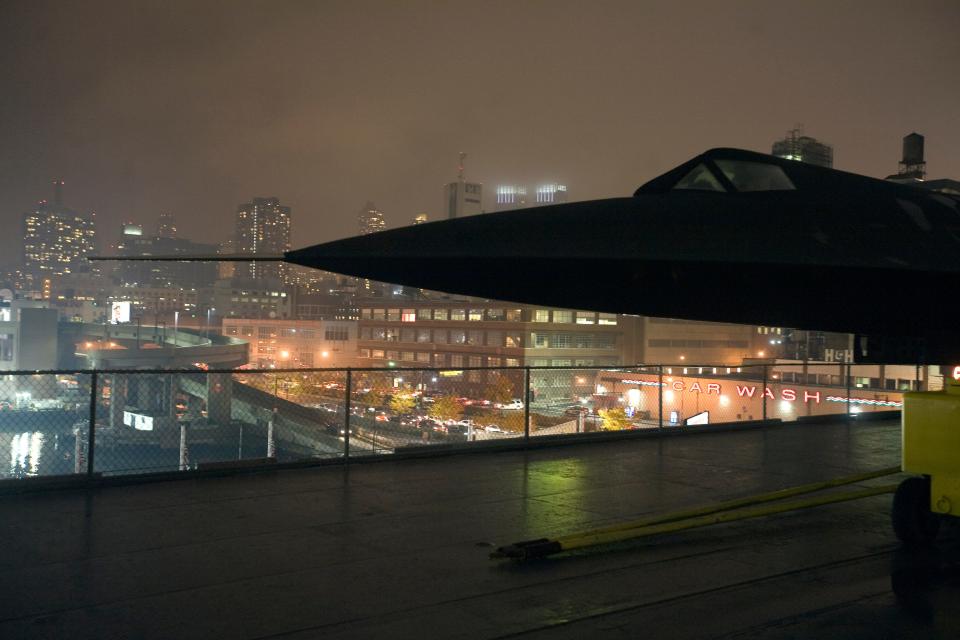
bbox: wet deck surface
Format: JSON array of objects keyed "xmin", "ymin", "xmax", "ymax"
[{"xmin": 1, "ymin": 418, "xmax": 958, "ymax": 639}]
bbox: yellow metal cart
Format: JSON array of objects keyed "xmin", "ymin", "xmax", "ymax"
[{"xmin": 895, "ymin": 367, "xmax": 960, "ymax": 543}]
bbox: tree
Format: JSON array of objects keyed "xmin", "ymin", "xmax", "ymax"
[
  {"xmin": 599, "ymin": 407, "xmax": 631, "ymax": 431},
  {"xmin": 429, "ymin": 395, "xmax": 464, "ymax": 422},
  {"xmin": 389, "ymin": 393, "xmax": 417, "ymax": 415},
  {"xmin": 361, "ymin": 379, "xmax": 392, "ymax": 408},
  {"xmin": 485, "ymin": 374, "xmax": 514, "ymax": 406}
]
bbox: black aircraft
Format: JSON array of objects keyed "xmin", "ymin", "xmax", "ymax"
[{"xmin": 95, "ymin": 148, "xmax": 960, "ymax": 364}]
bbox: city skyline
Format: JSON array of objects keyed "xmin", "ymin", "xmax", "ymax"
[{"xmin": 1, "ymin": 1, "xmax": 957, "ymax": 260}]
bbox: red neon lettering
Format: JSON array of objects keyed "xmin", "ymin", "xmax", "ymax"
[
  {"xmin": 690, "ymin": 382, "xmax": 703, "ymax": 393},
  {"xmin": 763, "ymin": 387, "xmax": 776, "ymax": 400},
  {"xmin": 736, "ymin": 385, "xmax": 756, "ymax": 398},
  {"xmin": 673, "ymin": 381, "xmax": 684, "ymax": 391},
  {"xmin": 804, "ymin": 391, "xmax": 821, "ymax": 403},
  {"xmin": 953, "ymin": 366, "xmax": 960, "ymax": 381},
  {"xmin": 706, "ymin": 383, "xmax": 721, "ymax": 395},
  {"xmin": 782, "ymin": 388, "xmax": 796, "ymax": 401}
]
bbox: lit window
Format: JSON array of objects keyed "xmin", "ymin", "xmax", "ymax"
[
  {"xmin": 401, "ymin": 309, "xmax": 416, "ymax": 322},
  {"xmin": 533, "ymin": 309, "xmax": 550, "ymax": 322}
]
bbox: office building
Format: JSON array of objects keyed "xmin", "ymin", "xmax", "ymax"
[
  {"xmin": 772, "ymin": 127, "xmax": 833, "ymax": 168},
  {"xmin": 357, "ymin": 300, "xmax": 635, "ymax": 396},
  {"xmin": 358, "ymin": 202, "xmax": 386, "ymax": 235},
  {"xmin": 443, "ymin": 153, "xmax": 482, "ymax": 219},
  {"xmin": 535, "ymin": 183, "xmax": 568, "ymax": 204},
  {"xmin": 641, "ymin": 317, "xmax": 757, "ymax": 365},
  {"xmin": 235, "ymin": 197, "xmax": 291, "ymax": 282},
  {"xmin": 116, "ymin": 229, "xmax": 217, "ymax": 290},
  {"xmin": 22, "ymin": 180, "xmax": 97, "ymax": 288},
  {"xmin": 495, "ymin": 185, "xmax": 528, "ymax": 211},
  {"xmin": 212, "ymin": 278, "xmax": 292, "ymax": 321},
  {"xmin": 495, "ymin": 183, "xmax": 567, "ymax": 210}
]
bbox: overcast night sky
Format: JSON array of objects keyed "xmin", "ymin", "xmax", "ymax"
[{"xmin": 0, "ymin": 0, "xmax": 957, "ymax": 260}]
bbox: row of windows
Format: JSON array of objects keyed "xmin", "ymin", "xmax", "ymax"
[
  {"xmin": 531, "ymin": 333, "xmax": 617, "ymax": 349},
  {"xmin": 359, "ymin": 349, "xmax": 523, "ymax": 368},
  {"xmin": 362, "ymin": 308, "xmax": 519, "ymax": 322},
  {"xmin": 361, "ymin": 327, "xmax": 523, "ymax": 347},
  {"xmin": 647, "ymin": 339, "xmax": 749, "ymax": 349},
  {"xmin": 360, "ymin": 307, "xmax": 617, "ymax": 325},
  {"xmin": 224, "ymin": 325, "xmax": 349, "ymax": 340},
  {"xmin": 361, "ymin": 327, "xmax": 617, "ymax": 349}
]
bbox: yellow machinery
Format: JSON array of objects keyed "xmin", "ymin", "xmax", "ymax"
[{"xmin": 895, "ymin": 366, "xmax": 960, "ymax": 543}]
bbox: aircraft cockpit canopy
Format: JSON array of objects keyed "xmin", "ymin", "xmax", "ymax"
[{"xmin": 636, "ymin": 148, "xmax": 806, "ymax": 195}]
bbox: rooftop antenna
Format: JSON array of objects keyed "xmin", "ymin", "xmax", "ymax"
[
  {"xmin": 458, "ymin": 152, "xmax": 467, "ymax": 181},
  {"xmin": 53, "ymin": 179, "xmax": 64, "ymax": 207}
]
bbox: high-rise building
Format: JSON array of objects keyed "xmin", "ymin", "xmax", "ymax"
[
  {"xmin": 535, "ymin": 184, "xmax": 568, "ymax": 204},
  {"xmin": 358, "ymin": 202, "xmax": 386, "ymax": 235},
  {"xmin": 22, "ymin": 180, "xmax": 97, "ymax": 288},
  {"xmin": 234, "ymin": 197, "xmax": 291, "ymax": 282},
  {"xmin": 156, "ymin": 212, "xmax": 177, "ymax": 238},
  {"xmin": 443, "ymin": 153, "xmax": 483, "ymax": 219},
  {"xmin": 495, "ymin": 185, "xmax": 528, "ymax": 211},
  {"xmin": 772, "ymin": 127, "xmax": 833, "ymax": 168},
  {"xmin": 116, "ymin": 230, "xmax": 218, "ymax": 290}
]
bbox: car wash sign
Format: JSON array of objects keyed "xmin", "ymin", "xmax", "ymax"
[{"xmin": 617, "ymin": 377, "xmax": 900, "ymax": 408}]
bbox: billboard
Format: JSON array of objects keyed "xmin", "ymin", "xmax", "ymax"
[
  {"xmin": 123, "ymin": 410, "xmax": 155, "ymax": 431},
  {"xmin": 110, "ymin": 301, "xmax": 131, "ymax": 324}
]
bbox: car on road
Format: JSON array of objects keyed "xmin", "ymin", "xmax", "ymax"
[
  {"xmin": 324, "ymin": 424, "xmax": 353, "ymax": 437},
  {"xmin": 496, "ymin": 399, "xmax": 524, "ymax": 410},
  {"xmin": 483, "ymin": 424, "xmax": 504, "ymax": 433}
]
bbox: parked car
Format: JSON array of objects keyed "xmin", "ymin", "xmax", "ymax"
[
  {"xmin": 483, "ymin": 424, "xmax": 504, "ymax": 433},
  {"xmin": 497, "ymin": 399, "xmax": 524, "ymax": 410}
]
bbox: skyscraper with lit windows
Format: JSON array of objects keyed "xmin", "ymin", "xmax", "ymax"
[
  {"xmin": 235, "ymin": 197, "xmax": 291, "ymax": 282},
  {"xmin": 358, "ymin": 202, "xmax": 386, "ymax": 235},
  {"xmin": 21, "ymin": 179, "xmax": 97, "ymax": 288}
]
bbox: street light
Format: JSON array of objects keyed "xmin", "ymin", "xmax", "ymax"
[
  {"xmin": 173, "ymin": 310, "xmax": 179, "ymax": 347},
  {"xmin": 206, "ymin": 308, "xmax": 215, "ymax": 340}
]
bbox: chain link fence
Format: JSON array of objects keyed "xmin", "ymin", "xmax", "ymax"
[{"xmin": 0, "ymin": 362, "xmax": 915, "ymax": 481}]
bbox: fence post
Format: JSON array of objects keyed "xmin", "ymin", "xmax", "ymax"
[
  {"xmin": 87, "ymin": 371, "xmax": 98, "ymax": 478},
  {"xmin": 761, "ymin": 365, "xmax": 768, "ymax": 421},
  {"xmin": 523, "ymin": 367, "xmax": 531, "ymax": 445},
  {"xmin": 846, "ymin": 363, "xmax": 852, "ymax": 418},
  {"xmin": 658, "ymin": 365, "xmax": 664, "ymax": 429},
  {"xmin": 344, "ymin": 369, "xmax": 352, "ymax": 461}
]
